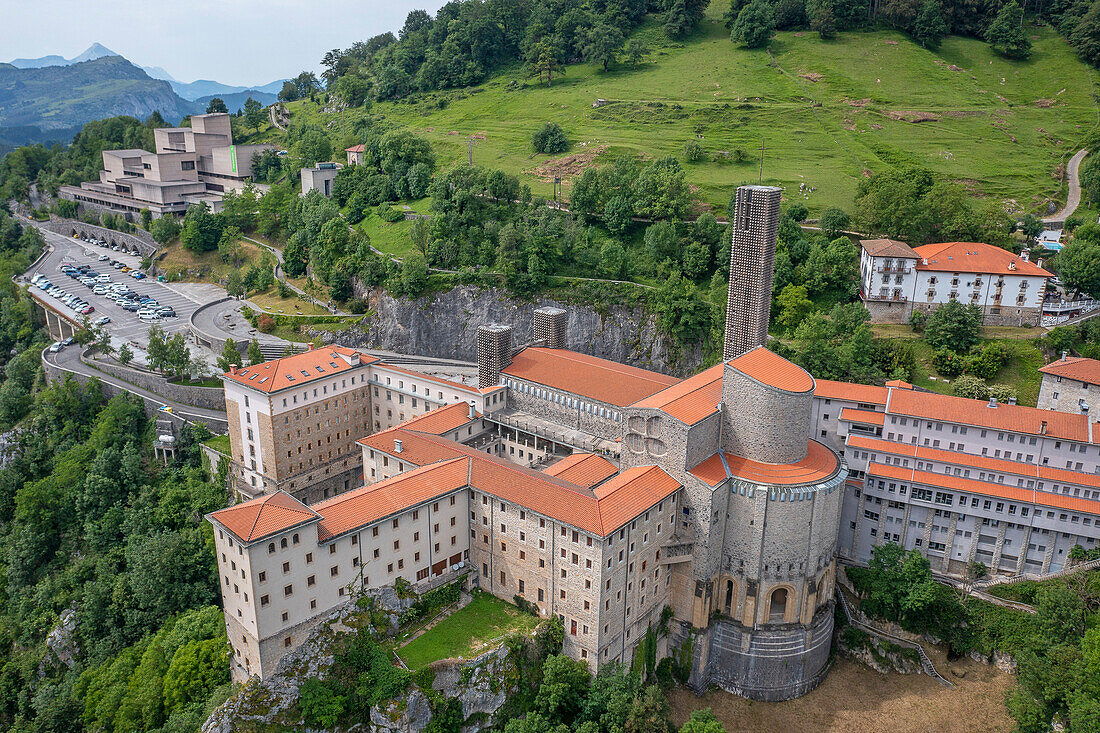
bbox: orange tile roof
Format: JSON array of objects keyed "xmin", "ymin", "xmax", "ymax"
[
  {"xmin": 885, "ymin": 380, "xmax": 914, "ymax": 389},
  {"xmin": 814, "ymin": 380, "xmax": 891, "ymax": 405},
  {"xmin": 847, "ymin": 434, "xmax": 1100, "ymax": 490},
  {"xmin": 868, "ymin": 461, "xmax": 1100, "ymax": 516},
  {"xmin": 591, "ymin": 466, "xmax": 681, "ymax": 531},
  {"xmin": 913, "ymin": 242, "xmax": 1052, "ymax": 277},
  {"xmin": 839, "ymin": 407, "xmax": 885, "ymax": 426},
  {"xmin": 630, "ymin": 364, "xmax": 724, "ymax": 424},
  {"xmin": 502, "ymin": 348, "xmax": 679, "ymax": 407},
  {"xmin": 542, "ymin": 453, "xmax": 619, "ymax": 488},
  {"xmin": 397, "ymin": 401, "xmax": 479, "ymax": 435},
  {"xmin": 374, "ymin": 363, "xmax": 475, "ymax": 393},
  {"xmin": 223, "ymin": 346, "xmax": 376, "ymax": 393},
  {"xmin": 861, "ymin": 239, "xmax": 919, "ymax": 258},
  {"xmin": 208, "ymin": 491, "xmax": 320, "ymax": 543},
  {"xmin": 345, "ymin": 144, "xmax": 366, "ymax": 152},
  {"xmin": 886, "ymin": 388, "xmax": 1094, "ymax": 443},
  {"xmin": 727, "ymin": 347, "xmax": 814, "ymax": 393},
  {"xmin": 690, "ymin": 441, "xmax": 839, "ymax": 487},
  {"xmin": 1039, "ymin": 356, "xmax": 1100, "ymax": 386},
  {"xmin": 314, "ymin": 459, "xmax": 470, "ymax": 541},
  {"xmin": 358, "ymin": 428, "xmax": 466, "ymax": 466}
]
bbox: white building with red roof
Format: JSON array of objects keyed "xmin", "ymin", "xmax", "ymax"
[{"xmin": 860, "ymin": 239, "xmax": 1052, "ymax": 325}]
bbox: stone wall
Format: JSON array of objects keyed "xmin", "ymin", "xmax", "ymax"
[
  {"xmin": 721, "ymin": 364, "xmax": 811, "ymax": 465},
  {"xmin": 34, "ymin": 215, "xmax": 158, "ymax": 257},
  {"xmin": 83, "ymin": 353, "xmax": 226, "ymax": 410},
  {"xmin": 309, "ymin": 285, "xmax": 706, "ymax": 377}
]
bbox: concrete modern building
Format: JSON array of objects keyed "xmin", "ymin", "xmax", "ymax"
[
  {"xmin": 1038, "ymin": 354, "xmax": 1100, "ymax": 413},
  {"xmin": 860, "ymin": 239, "xmax": 1052, "ymax": 326},
  {"xmin": 301, "ymin": 162, "xmax": 343, "ymax": 197},
  {"xmin": 59, "ymin": 113, "xmax": 275, "ymax": 217},
  {"xmin": 724, "ymin": 185, "xmax": 781, "ymax": 360}
]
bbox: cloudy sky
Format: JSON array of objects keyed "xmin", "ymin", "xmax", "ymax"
[{"xmin": 2, "ymin": 0, "xmax": 448, "ymax": 86}]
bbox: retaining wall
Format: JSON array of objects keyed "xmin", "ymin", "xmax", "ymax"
[
  {"xmin": 83, "ymin": 353, "xmax": 226, "ymax": 411},
  {"xmin": 36, "ymin": 215, "xmax": 158, "ymax": 257}
]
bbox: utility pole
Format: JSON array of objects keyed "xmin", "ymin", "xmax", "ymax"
[
  {"xmin": 467, "ymin": 137, "xmax": 474, "ymax": 166},
  {"xmin": 757, "ymin": 137, "xmax": 768, "ymax": 185}
]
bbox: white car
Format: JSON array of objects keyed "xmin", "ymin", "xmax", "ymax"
[
  {"xmin": 138, "ymin": 309, "xmax": 159, "ymax": 321},
  {"xmin": 94, "ymin": 316, "xmax": 111, "ymax": 326},
  {"xmin": 48, "ymin": 342, "xmax": 63, "ymax": 353},
  {"xmin": 96, "ymin": 274, "xmax": 111, "ymax": 283},
  {"xmin": 98, "ymin": 254, "xmax": 109, "ymax": 262}
]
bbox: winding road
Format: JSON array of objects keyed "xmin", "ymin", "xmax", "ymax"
[{"xmin": 1046, "ymin": 149, "xmax": 1089, "ymax": 225}]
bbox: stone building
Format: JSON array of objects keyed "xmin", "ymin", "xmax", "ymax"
[
  {"xmin": 1038, "ymin": 354, "xmax": 1100, "ymax": 414},
  {"xmin": 724, "ymin": 185, "xmax": 781, "ymax": 360}
]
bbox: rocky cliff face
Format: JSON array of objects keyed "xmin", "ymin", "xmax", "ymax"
[{"xmin": 306, "ymin": 286, "xmax": 707, "ymax": 377}]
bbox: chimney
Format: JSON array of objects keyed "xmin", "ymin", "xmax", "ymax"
[
  {"xmin": 1063, "ymin": 350, "xmax": 1069, "ymax": 362},
  {"xmin": 1037, "ymin": 257, "xmax": 1044, "ymax": 270},
  {"xmin": 477, "ymin": 324, "xmax": 513, "ymax": 389},
  {"xmin": 533, "ymin": 306, "xmax": 568, "ymax": 349},
  {"xmin": 229, "ymin": 365, "xmax": 240, "ymax": 375},
  {"xmin": 1008, "ymin": 396, "xmax": 1017, "ymax": 405},
  {"xmin": 1021, "ymin": 249, "xmax": 1030, "ymax": 262},
  {"xmin": 723, "ymin": 185, "xmax": 782, "ymax": 360},
  {"xmin": 988, "ymin": 397, "xmax": 998, "ymax": 408},
  {"xmin": 922, "ymin": 257, "xmax": 928, "ymax": 265},
  {"xmin": 307, "ymin": 342, "xmax": 314, "ymax": 351},
  {"xmin": 394, "ymin": 438, "xmax": 403, "ymax": 453},
  {"xmin": 468, "ymin": 402, "xmax": 476, "ymax": 419}
]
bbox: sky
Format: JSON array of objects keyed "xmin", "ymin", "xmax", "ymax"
[{"xmin": 2, "ymin": 0, "xmax": 449, "ymax": 87}]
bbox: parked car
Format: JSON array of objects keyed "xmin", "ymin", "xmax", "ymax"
[
  {"xmin": 80, "ymin": 305, "xmax": 94, "ymax": 314},
  {"xmin": 156, "ymin": 307, "xmax": 176, "ymax": 318},
  {"xmin": 131, "ymin": 272, "xmax": 145, "ymax": 280},
  {"xmin": 98, "ymin": 254, "xmax": 109, "ymax": 262},
  {"xmin": 94, "ymin": 316, "xmax": 111, "ymax": 326},
  {"xmin": 138, "ymin": 310, "xmax": 159, "ymax": 321},
  {"xmin": 96, "ymin": 274, "xmax": 111, "ymax": 283},
  {"xmin": 48, "ymin": 342, "xmax": 63, "ymax": 353}
]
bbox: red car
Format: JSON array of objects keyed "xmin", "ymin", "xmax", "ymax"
[{"xmin": 80, "ymin": 305, "xmax": 94, "ymax": 315}]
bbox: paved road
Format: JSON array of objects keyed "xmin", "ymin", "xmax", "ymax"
[
  {"xmin": 26, "ymin": 227, "xmax": 225, "ymax": 359},
  {"xmin": 1046, "ymin": 148, "xmax": 1089, "ymax": 224},
  {"xmin": 43, "ymin": 344, "xmax": 228, "ymax": 427}
]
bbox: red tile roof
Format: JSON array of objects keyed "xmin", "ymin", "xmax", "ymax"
[
  {"xmin": 814, "ymin": 380, "xmax": 891, "ymax": 405},
  {"xmin": 314, "ymin": 459, "xmax": 470, "ymax": 541},
  {"xmin": 839, "ymin": 407, "xmax": 885, "ymax": 426},
  {"xmin": 397, "ymin": 401, "xmax": 479, "ymax": 435},
  {"xmin": 502, "ymin": 348, "xmax": 679, "ymax": 407},
  {"xmin": 630, "ymin": 364, "xmax": 724, "ymax": 425},
  {"xmin": 591, "ymin": 466, "xmax": 681, "ymax": 531},
  {"xmin": 208, "ymin": 491, "xmax": 320, "ymax": 543},
  {"xmin": 886, "ymin": 388, "xmax": 1096, "ymax": 443},
  {"xmin": 861, "ymin": 239, "xmax": 919, "ymax": 258},
  {"xmin": 542, "ymin": 453, "xmax": 619, "ymax": 488},
  {"xmin": 913, "ymin": 242, "xmax": 1052, "ymax": 277},
  {"xmin": 690, "ymin": 441, "xmax": 839, "ymax": 487},
  {"xmin": 1039, "ymin": 356, "xmax": 1100, "ymax": 386},
  {"xmin": 727, "ymin": 347, "xmax": 814, "ymax": 393},
  {"xmin": 358, "ymin": 428, "xmax": 466, "ymax": 466},
  {"xmin": 223, "ymin": 346, "xmax": 376, "ymax": 393},
  {"xmin": 345, "ymin": 144, "xmax": 366, "ymax": 152},
  {"xmin": 868, "ymin": 461, "xmax": 1100, "ymax": 516}
]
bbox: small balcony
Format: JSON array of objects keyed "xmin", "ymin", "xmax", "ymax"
[
  {"xmin": 876, "ymin": 265, "xmax": 912, "ymax": 274},
  {"xmin": 659, "ymin": 540, "xmax": 694, "ymax": 565}
]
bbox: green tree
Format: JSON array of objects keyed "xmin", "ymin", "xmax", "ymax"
[
  {"xmin": 819, "ymin": 207, "xmax": 850, "ymax": 238},
  {"xmin": 724, "ymin": 0, "xmax": 751, "ymax": 27},
  {"xmin": 985, "ymin": 1, "xmax": 1031, "ymax": 59},
  {"xmin": 216, "ymin": 338, "xmax": 242, "ymax": 372},
  {"xmin": 205, "ymin": 97, "xmax": 228, "ymax": 114},
  {"xmin": 150, "ymin": 213, "xmax": 181, "ymax": 244},
  {"xmin": 531, "ymin": 41, "xmax": 564, "ymax": 86},
  {"xmin": 247, "ymin": 338, "xmax": 264, "ymax": 366},
  {"xmin": 1037, "ymin": 583, "xmax": 1087, "ymax": 641},
  {"xmin": 731, "ymin": 0, "xmax": 775, "ymax": 48},
  {"xmin": 807, "ymin": 0, "xmax": 838, "ymax": 38},
  {"xmin": 180, "ymin": 202, "xmax": 224, "ymax": 253},
  {"xmin": 1070, "ymin": 2, "xmax": 1100, "ymax": 65},
  {"xmin": 583, "ymin": 24, "xmax": 625, "ymax": 71},
  {"xmin": 140, "ymin": 209, "xmax": 153, "ymax": 231},
  {"xmin": 912, "ymin": 0, "xmax": 948, "ymax": 48},
  {"xmin": 399, "ymin": 252, "xmax": 429, "ymax": 297},
  {"xmin": 225, "ymin": 270, "xmax": 245, "ymax": 298},
  {"xmin": 533, "ymin": 123, "xmax": 569, "ymax": 154},
  {"xmin": 1080, "ymin": 155, "xmax": 1100, "ymax": 206},
  {"xmin": 535, "ymin": 654, "xmax": 591, "ymax": 724},
  {"xmin": 300, "ymin": 679, "xmax": 347, "ymax": 727},
  {"xmin": 243, "ymin": 96, "xmax": 264, "ymax": 129},
  {"xmin": 604, "ymin": 195, "xmax": 634, "ymax": 235},
  {"xmin": 775, "ymin": 284, "xmax": 814, "ymax": 334},
  {"xmin": 924, "ymin": 301, "xmax": 982, "ymax": 353},
  {"xmin": 163, "ymin": 637, "xmax": 228, "ymax": 711},
  {"xmin": 297, "ymin": 130, "xmax": 334, "ymax": 167},
  {"xmin": 679, "ymin": 708, "xmax": 725, "ymax": 733},
  {"xmin": 599, "ymin": 241, "xmax": 628, "ymax": 280},
  {"xmin": 625, "ymin": 39, "xmax": 648, "ymax": 69},
  {"xmin": 952, "ymin": 374, "xmax": 990, "ymax": 400},
  {"xmin": 1056, "ymin": 231, "xmax": 1100, "ymax": 299},
  {"xmin": 117, "ymin": 342, "xmax": 134, "ymax": 366}
]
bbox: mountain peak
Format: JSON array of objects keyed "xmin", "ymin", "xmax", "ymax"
[{"xmin": 72, "ymin": 43, "xmax": 118, "ymax": 63}]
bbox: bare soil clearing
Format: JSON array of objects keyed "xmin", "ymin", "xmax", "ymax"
[{"xmin": 668, "ymin": 656, "xmax": 1013, "ymax": 733}]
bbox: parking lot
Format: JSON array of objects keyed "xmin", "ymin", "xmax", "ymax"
[{"xmin": 27, "ymin": 227, "xmax": 225, "ymax": 357}]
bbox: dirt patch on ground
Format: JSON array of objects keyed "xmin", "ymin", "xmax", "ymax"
[
  {"xmin": 1035, "ymin": 99, "xmax": 1057, "ymax": 107},
  {"xmin": 669, "ymin": 656, "xmax": 1013, "ymax": 733},
  {"xmin": 942, "ymin": 110, "xmax": 985, "ymax": 118},
  {"xmin": 799, "ymin": 71, "xmax": 824, "ymax": 82},
  {"xmin": 883, "ymin": 39, "xmax": 899, "ymax": 45},
  {"xmin": 526, "ymin": 145, "xmax": 608, "ymax": 182},
  {"xmin": 844, "ymin": 98, "xmax": 873, "ymax": 107},
  {"xmin": 886, "ymin": 110, "xmax": 940, "ymax": 123}
]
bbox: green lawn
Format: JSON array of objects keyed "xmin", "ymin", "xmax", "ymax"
[
  {"xmin": 900, "ymin": 333, "xmax": 1045, "ymax": 406},
  {"xmin": 286, "ymin": 7, "xmax": 1098, "ymax": 217},
  {"xmin": 396, "ymin": 592, "xmax": 539, "ymax": 669},
  {"xmin": 202, "ymin": 434, "xmax": 232, "ymax": 455},
  {"xmin": 353, "ymin": 200, "xmax": 432, "ymax": 259}
]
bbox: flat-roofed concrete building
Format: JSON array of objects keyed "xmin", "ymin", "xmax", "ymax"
[
  {"xmin": 301, "ymin": 162, "xmax": 343, "ymax": 197},
  {"xmin": 59, "ymin": 112, "xmax": 275, "ymax": 217}
]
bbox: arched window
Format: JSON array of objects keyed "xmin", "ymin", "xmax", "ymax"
[
  {"xmin": 769, "ymin": 588, "xmax": 788, "ymax": 622},
  {"xmin": 724, "ymin": 579, "xmax": 734, "ymax": 615},
  {"xmin": 268, "ymin": 543, "xmax": 276, "ymax": 554}
]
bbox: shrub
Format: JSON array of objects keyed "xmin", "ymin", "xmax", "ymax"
[
  {"xmin": 377, "ymin": 203, "xmax": 404, "ymax": 223},
  {"xmin": 932, "ymin": 348, "xmax": 965, "ymax": 378},
  {"xmin": 257, "ymin": 314, "xmax": 275, "ymax": 333},
  {"xmin": 299, "ymin": 679, "xmax": 347, "ymax": 727},
  {"xmin": 532, "ymin": 122, "xmax": 569, "ymax": 154},
  {"xmin": 989, "ymin": 384, "xmax": 1017, "ymax": 403},
  {"xmin": 682, "ymin": 140, "xmax": 706, "ymax": 163},
  {"xmin": 952, "ymin": 375, "xmax": 990, "ymax": 400}
]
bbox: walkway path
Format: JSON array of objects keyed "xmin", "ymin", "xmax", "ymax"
[
  {"xmin": 240, "ymin": 235, "xmax": 350, "ymax": 316},
  {"xmin": 1045, "ymin": 149, "xmax": 1089, "ymax": 224}
]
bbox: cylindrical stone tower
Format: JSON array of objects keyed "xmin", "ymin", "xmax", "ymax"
[{"xmin": 724, "ymin": 185, "xmax": 782, "ymax": 361}]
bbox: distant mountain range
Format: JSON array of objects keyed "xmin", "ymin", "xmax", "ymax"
[
  {"xmin": 6, "ymin": 43, "xmax": 284, "ymax": 102},
  {"xmin": 0, "ymin": 52, "xmax": 282, "ymax": 150}
]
